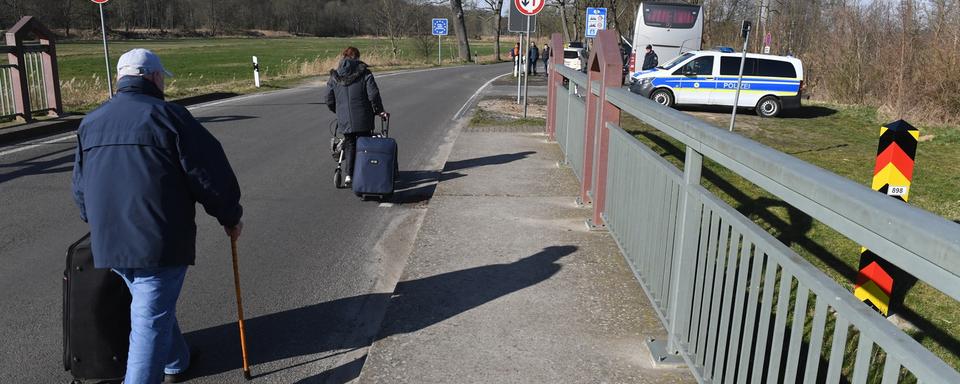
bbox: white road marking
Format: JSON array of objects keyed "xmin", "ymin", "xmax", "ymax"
[
  {"xmin": 453, "ymin": 73, "xmax": 508, "ymax": 120},
  {"xmin": 379, "ymin": 202, "xmax": 394, "ymax": 208},
  {"xmin": 0, "ymin": 132, "xmax": 76, "ymax": 157}
]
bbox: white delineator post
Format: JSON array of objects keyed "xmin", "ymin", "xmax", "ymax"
[{"xmin": 252, "ymin": 56, "xmax": 260, "ymax": 88}]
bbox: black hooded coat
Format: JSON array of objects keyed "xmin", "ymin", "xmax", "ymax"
[{"xmin": 325, "ymin": 58, "xmax": 384, "ymax": 134}]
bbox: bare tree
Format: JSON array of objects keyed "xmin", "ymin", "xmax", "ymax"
[
  {"xmin": 450, "ymin": 0, "xmax": 474, "ymax": 61},
  {"xmin": 479, "ymin": 0, "xmax": 505, "ymax": 60}
]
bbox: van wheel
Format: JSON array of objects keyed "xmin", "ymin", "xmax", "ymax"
[
  {"xmin": 651, "ymin": 89, "xmax": 674, "ymax": 108},
  {"xmin": 756, "ymin": 96, "xmax": 781, "ymax": 118}
]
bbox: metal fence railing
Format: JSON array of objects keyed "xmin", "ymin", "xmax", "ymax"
[
  {"xmin": 0, "ymin": 64, "xmax": 16, "ymax": 119},
  {"xmin": 546, "ymin": 31, "xmax": 960, "ymax": 384},
  {"xmin": 1, "ymin": 16, "xmax": 63, "ymax": 123}
]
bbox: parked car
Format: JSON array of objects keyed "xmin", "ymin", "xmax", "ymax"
[
  {"xmin": 563, "ymin": 47, "xmax": 587, "ymax": 72},
  {"xmin": 628, "ymin": 49, "xmax": 804, "ymax": 117}
]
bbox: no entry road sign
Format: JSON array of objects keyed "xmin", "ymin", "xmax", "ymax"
[
  {"xmin": 432, "ymin": 18, "xmax": 448, "ymax": 36},
  {"xmin": 514, "ymin": 0, "xmax": 545, "ymax": 16},
  {"xmin": 90, "ymin": 0, "xmax": 109, "ymax": 3}
]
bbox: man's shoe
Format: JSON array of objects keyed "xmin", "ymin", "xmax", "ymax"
[
  {"xmin": 344, "ymin": 175, "xmax": 352, "ymax": 186},
  {"xmin": 164, "ymin": 372, "xmax": 188, "ymax": 383},
  {"xmin": 163, "ymin": 349, "xmax": 196, "ymax": 383}
]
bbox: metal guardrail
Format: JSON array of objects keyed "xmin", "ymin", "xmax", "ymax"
[
  {"xmin": 0, "ymin": 64, "xmax": 16, "ymax": 119},
  {"xmin": 548, "ymin": 31, "xmax": 960, "ymax": 384}
]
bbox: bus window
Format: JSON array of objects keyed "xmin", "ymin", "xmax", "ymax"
[{"xmin": 644, "ymin": 4, "xmax": 700, "ymax": 29}]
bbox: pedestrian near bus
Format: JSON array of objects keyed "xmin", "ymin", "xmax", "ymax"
[
  {"xmin": 72, "ymin": 48, "xmax": 244, "ymax": 384},
  {"xmin": 325, "ymin": 46, "xmax": 389, "ymax": 186},
  {"xmin": 528, "ymin": 43, "xmax": 540, "ymax": 75},
  {"xmin": 642, "ymin": 44, "xmax": 659, "ymax": 70},
  {"xmin": 541, "ymin": 43, "xmax": 551, "ymax": 74}
]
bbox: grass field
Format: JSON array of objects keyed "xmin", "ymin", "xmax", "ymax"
[
  {"xmin": 621, "ymin": 103, "xmax": 960, "ymax": 376},
  {"xmin": 50, "ymin": 37, "xmax": 511, "ymax": 112}
]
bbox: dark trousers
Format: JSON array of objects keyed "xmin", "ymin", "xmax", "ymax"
[
  {"xmin": 343, "ymin": 131, "xmax": 372, "ymax": 177},
  {"xmin": 542, "ymin": 59, "xmax": 549, "ymax": 74},
  {"xmin": 528, "ymin": 59, "xmax": 538, "ymax": 74}
]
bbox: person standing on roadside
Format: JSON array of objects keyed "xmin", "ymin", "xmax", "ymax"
[
  {"xmin": 325, "ymin": 46, "xmax": 389, "ymax": 186},
  {"xmin": 541, "ymin": 43, "xmax": 551, "ymax": 75},
  {"xmin": 72, "ymin": 48, "xmax": 244, "ymax": 384},
  {"xmin": 528, "ymin": 43, "xmax": 540, "ymax": 75},
  {"xmin": 642, "ymin": 44, "xmax": 659, "ymax": 70}
]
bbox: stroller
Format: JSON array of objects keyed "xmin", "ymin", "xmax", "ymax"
[{"xmin": 330, "ymin": 116, "xmax": 392, "ymax": 190}]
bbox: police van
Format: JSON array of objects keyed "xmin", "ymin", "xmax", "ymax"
[{"xmin": 628, "ymin": 50, "xmax": 804, "ymax": 117}]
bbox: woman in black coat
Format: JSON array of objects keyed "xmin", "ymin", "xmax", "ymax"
[{"xmin": 325, "ymin": 47, "xmax": 388, "ymax": 185}]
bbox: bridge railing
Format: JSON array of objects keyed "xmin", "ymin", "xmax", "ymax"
[
  {"xmin": 1, "ymin": 16, "xmax": 63, "ymax": 122},
  {"xmin": 546, "ymin": 31, "xmax": 960, "ymax": 383}
]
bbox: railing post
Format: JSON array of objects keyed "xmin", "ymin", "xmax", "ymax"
[
  {"xmin": 588, "ymin": 30, "xmax": 623, "ymax": 228},
  {"xmin": 40, "ymin": 38, "xmax": 62, "ymax": 117},
  {"xmin": 546, "ymin": 33, "xmax": 562, "ymax": 141},
  {"xmin": 666, "ymin": 146, "xmax": 704, "ymax": 354},
  {"xmin": 580, "ymin": 69, "xmax": 600, "ymax": 206},
  {"xmin": 5, "ymin": 45, "xmax": 31, "ymax": 123}
]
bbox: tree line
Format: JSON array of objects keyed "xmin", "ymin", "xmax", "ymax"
[{"xmin": 3, "ymin": 0, "xmax": 958, "ymax": 123}]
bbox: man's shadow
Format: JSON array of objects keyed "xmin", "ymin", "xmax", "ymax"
[{"xmin": 184, "ymin": 245, "xmax": 577, "ymax": 381}]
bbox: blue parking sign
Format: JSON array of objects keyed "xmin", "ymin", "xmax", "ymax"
[
  {"xmin": 432, "ymin": 18, "xmax": 449, "ymax": 36},
  {"xmin": 585, "ymin": 7, "xmax": 607, "ymax": 38}
]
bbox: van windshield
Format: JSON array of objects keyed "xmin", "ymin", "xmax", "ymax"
[{"xmin": 658, "ymin": 52, "xmax": 694, "ymax": 70}]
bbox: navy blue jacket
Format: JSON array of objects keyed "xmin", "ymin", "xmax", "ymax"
[{"xmin": 72, "ymin": 76, "xmax": 243, "ymax": 269}]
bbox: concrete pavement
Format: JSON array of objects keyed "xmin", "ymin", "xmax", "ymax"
[{"xmin": 358, "ymin": 117, "xmax": 695, "ymax": 382}]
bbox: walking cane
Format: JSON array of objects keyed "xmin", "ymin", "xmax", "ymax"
[{"xmin": 230, "ymin": 238, "xmax": 252, "ymax": 380}]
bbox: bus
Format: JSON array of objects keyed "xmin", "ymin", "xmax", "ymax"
[{"xmin": 628, "ymin": 2, "xmax": 704, "ymax": 75}]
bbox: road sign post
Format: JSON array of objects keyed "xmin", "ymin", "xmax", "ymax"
[
  {"xmin": 585, "ymin": 7, "xmax": 607, "ymax": 39},
  {"xmin": 730, "ymin": 21, "xmax": 752, "ymax": 132},
  {"xmin": 432, "ymin": 18, "xmax": 449, "ymax": 66},
  {"xmin": 92, "ymin": 0, "xmax": 113, "ymax": 98},
  {"xmin": 514, "ymin": 0, "xmax": 544, "ymax": 117}
]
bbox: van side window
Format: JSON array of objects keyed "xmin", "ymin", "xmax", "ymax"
[
  {"xmin": 758, "ymin": 59, "xmax": 797, "ymax": 78},
  {"xmin": 720, "ymin": 57, "xmax": 758, "ymax": 76},
  {"xmin": 675, "ymin": 56, "xmax": 713, "ymax": 76}
]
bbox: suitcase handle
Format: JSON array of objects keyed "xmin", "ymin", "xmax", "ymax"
[{"xmin": 379, "ymin": 114, "xmax": 390, "ymax": 138}]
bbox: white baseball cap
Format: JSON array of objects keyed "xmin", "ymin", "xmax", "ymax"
[{"xmin": 116, "ymin": 48, "xmax": 174, "ymax": 77}]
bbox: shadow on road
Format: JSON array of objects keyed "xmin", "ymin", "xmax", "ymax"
[
  {"xmin": 0, "ymin": 147, "xmax": 73, "ymax": 184},
  {"xmin": 184, "ymin": 245, "xmax": 576, "ymax": 383},
  {"xmin": 389, "ymin": 151, "xmax": 536, "ymax": 205}
]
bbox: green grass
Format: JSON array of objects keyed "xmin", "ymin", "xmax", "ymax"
[
  {"xmin": 50, "ymin": 37, "xmax": 511, "ymax": 112},
  {"xmin": 620, "ymin": 102, "xmax": 960, "ymax": 377}
]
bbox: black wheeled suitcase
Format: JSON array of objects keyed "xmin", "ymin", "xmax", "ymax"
[
  {"xmin": 63, "ymin": 233, "xmax": 131, "ymax": 383},
  {"xmin": 352, "ymin": 136, "xmax": 398, "ymax": 199}
]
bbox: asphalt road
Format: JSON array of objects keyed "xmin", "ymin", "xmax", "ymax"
[{"xmin": 0, "ymin": 63, "xmax": 510, "ymax": 383}]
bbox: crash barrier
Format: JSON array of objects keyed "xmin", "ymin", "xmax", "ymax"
[
  {"xmin": 546, "ymin": 31, "xmax": 960, "ymax": 383},
  {"xmin": 1, "ymin": 16, "xmax": 63, "ymax": 122}
]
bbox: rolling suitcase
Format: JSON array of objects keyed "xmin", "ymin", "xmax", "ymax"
[
  {"xmin": 63, "ymin": 233, "xmax": 131, "ymax": 383},
  {"xmin": 352, "ymin": 136, "xmax": 398, "ymax": 199}
]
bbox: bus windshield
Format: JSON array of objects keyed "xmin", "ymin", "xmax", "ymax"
[
  {"xmin": 643, "ymin": 4, "xmax": 700, "ymax": 29},
  {"xmin": 659, "ymin": 52, "xmax": 694, "ymax": 70}
]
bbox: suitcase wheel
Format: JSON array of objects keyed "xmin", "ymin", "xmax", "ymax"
[{"xmin": 334, "ymin": 169, "xmax": 344, "ymax": 189}]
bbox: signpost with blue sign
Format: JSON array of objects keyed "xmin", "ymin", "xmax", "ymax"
[
  {"xmin": 432, "ymin": 18, "xmax": 448, "ymax": 65},
  {"xmin": 585, "ymin": 7, "xmax": 607, "ymax": 39}
]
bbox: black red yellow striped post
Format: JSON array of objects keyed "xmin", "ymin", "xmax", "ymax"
[{"xmin": 853, "ymin": 120, "xmax": 919, "ymax": 317}]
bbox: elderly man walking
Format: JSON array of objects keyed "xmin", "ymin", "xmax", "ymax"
[{"xmin": 72, "ymin": 49, "xmax": 244, "ymax": 384}]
